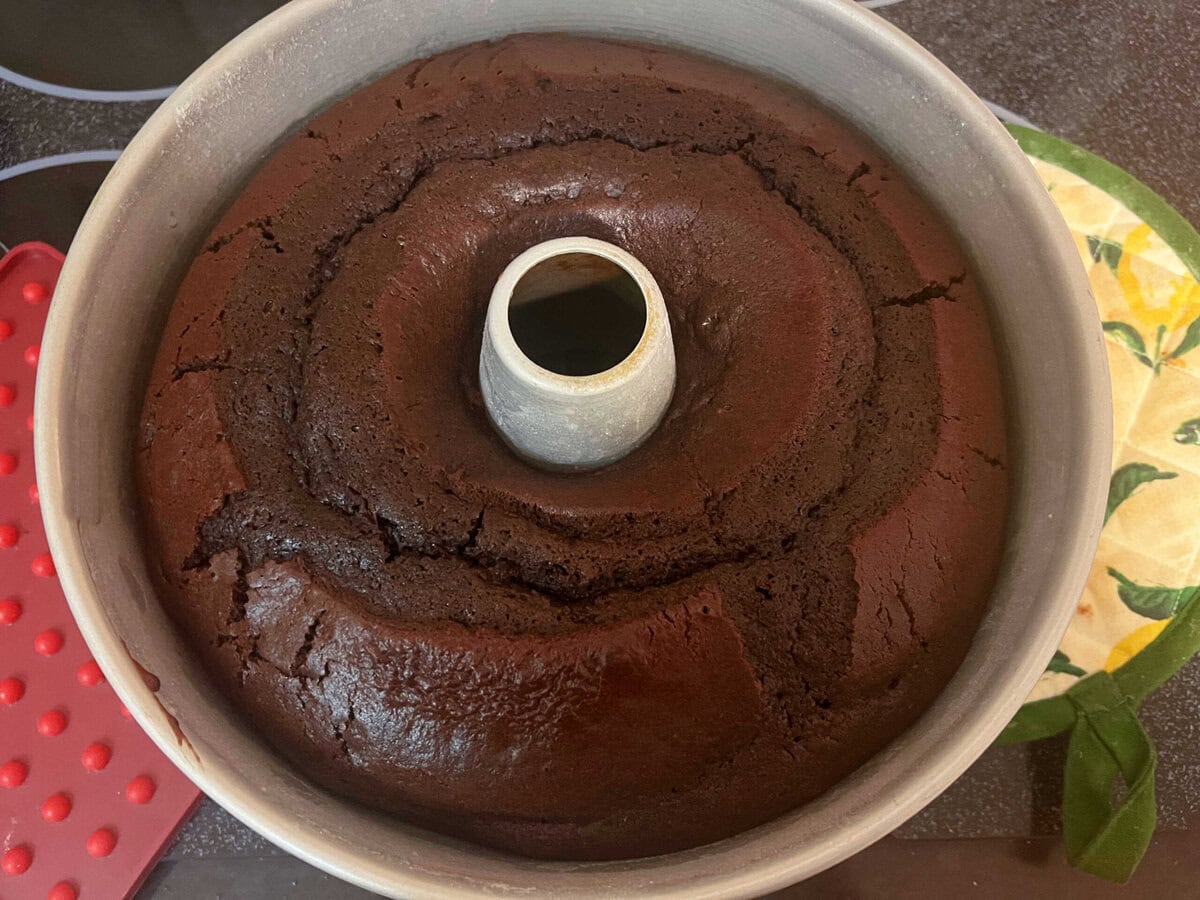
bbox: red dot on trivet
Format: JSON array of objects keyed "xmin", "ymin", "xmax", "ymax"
[
  {"xmin": 0, "ymin": 385, "xmax": 14, "ymax": 407},
  {"xmin": 29, "ymin": 483, "xmax": 39, "ymax": 504},
  {"xmin": 0, "ymin": 597, "xmax": 20, "ymax": 624},
  {"xmin": 0, "ymin": 759, "xmax": 28, "ymax": 787},
  {"xmin": 119, "ymin": 703, "xmax": 132, "ymax": 719},
  {"xmin": 0, "ymin": 524, "xmax": 19, "ymax": 548},
  {"xmin": 125, "ymin": 774, "xmax": 156, "ymax": 804},
  {"xmin": 23, "ymin": 345, "xmax": 39, "ymax": 367},
  {"xmin": 22, "ymin": 282, "xmax": 49, "ymax": 304},
  {"xmin": 41, "ymin": 792, "xmax": 71, "ymax": 822},
  {"xmin": 37, "ymin": 709, "xmax": 67, "ymax": 737},
  {"xmin": 77, "ymin": 659, "xmax": 105, "ymax": 687},
  {"xmin": 1, "ymin": 844, "xmax": 32, "ymax": 875},
  {"xmin": 0, "ymin": 320, "xmax": 12, "ymax": 341},
  {"xmin": 48, "ymin": 881, "xmax": 78, "ymax": 900},
  {"xmin": 34, "ymin": 629, "xmax": 64, "ymax": 656},
  {"xmin": 0, "ymin": 452, "xmax": 15, "ymax": 475},
  {"xmin": 81, "ymin": 742, "xmax": 111, "ymax": 771},
  {"xmin": 31, "ymin": 554, "xmax": 56, "ymax": 577},
  {"xmin": 0, "ymin": 676, "xmax": 25, "ymax": 704},
  {"xmin": 86, "ymin": 827, "xmax": 116, "ymax": 858},
  {"xmin": 25, "ymin": 414, "xmax": 34, "ymax": 432}
]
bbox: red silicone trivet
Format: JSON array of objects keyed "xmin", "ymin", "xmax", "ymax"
[{"xmin": 0, "ymin": 243, "xmax": 200, "ymax": 900}]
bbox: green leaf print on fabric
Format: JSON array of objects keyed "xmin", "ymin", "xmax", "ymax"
[
  {"xmin": 1108, "ymin": 568, "xmax": 1200, "ymax": 621},
  {"xmin": 1105, "ymin": 462, "xmax": 1178, "ymax": 524},
  {"xmin": 1174, "ymin": 418, "xmax": 1200, "ymax": 445},
  {"xmin": 1102, "ymin": 321, "xmax": 1154, "ymax": 368},
  {"xmin": 1087, "ymin": 235, "xmax": 1124, "ymax": 274},
  {"xmin": 1048, "ymin": 650, "xmax": 1086, "ymax": 677},
  {"xmin": 1103, "ymin": 317, "xmax": 1200, "ymax": 372},
  {"xmin": 1167, "ymin": 315, "xmax": 1200, "ymax": 361}
]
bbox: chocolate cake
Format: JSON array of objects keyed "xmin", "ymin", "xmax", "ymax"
[{"xmin": 137, "ymin": 35, "xmax": 1009, "ymax": 860}]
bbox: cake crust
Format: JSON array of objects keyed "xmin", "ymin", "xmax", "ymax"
[{"xmin": 138, "ymin": 35, "xmax": 1009, "ymax": 860}]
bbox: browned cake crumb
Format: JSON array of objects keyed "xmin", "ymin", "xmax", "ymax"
[{"xmin": 137, "ymin": 35, "xmax": 1009, "ymax": 860}]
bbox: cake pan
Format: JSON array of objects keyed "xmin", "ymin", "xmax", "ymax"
[{"xmin": 35, "ymin": 0, "xmax": 1110, "ymax": 896}]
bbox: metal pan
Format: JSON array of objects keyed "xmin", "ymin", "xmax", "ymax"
[{"xmin": 35, "ymin": 0, "xmax": 1110, "ymax": 895}]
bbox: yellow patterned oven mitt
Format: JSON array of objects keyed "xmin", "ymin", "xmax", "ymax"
[{"xmin": 998, "ymin": 125, "xmax": 1200, "ymax": 883}]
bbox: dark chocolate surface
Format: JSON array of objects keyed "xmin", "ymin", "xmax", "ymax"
[{"xmin": 137, "ymin": 35, "xmax": 1006, "ymax": 859}]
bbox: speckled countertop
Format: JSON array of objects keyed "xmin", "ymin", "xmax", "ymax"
[{"xmin": 1, "ymin": 1, "xmax": 1197, "ymax": 896}]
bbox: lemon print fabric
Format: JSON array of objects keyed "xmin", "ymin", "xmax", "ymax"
[
  {"xmin": 1010, "ymin": 126, "xmax": 1200, "ymax": 705},
  {"xmin": 996, "ymin": 127, "xmax": 1200, "ymax": 884},
  {"xmin": 1105, "ymin": 619, "xmax": 1171, "ymax": 673}
]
